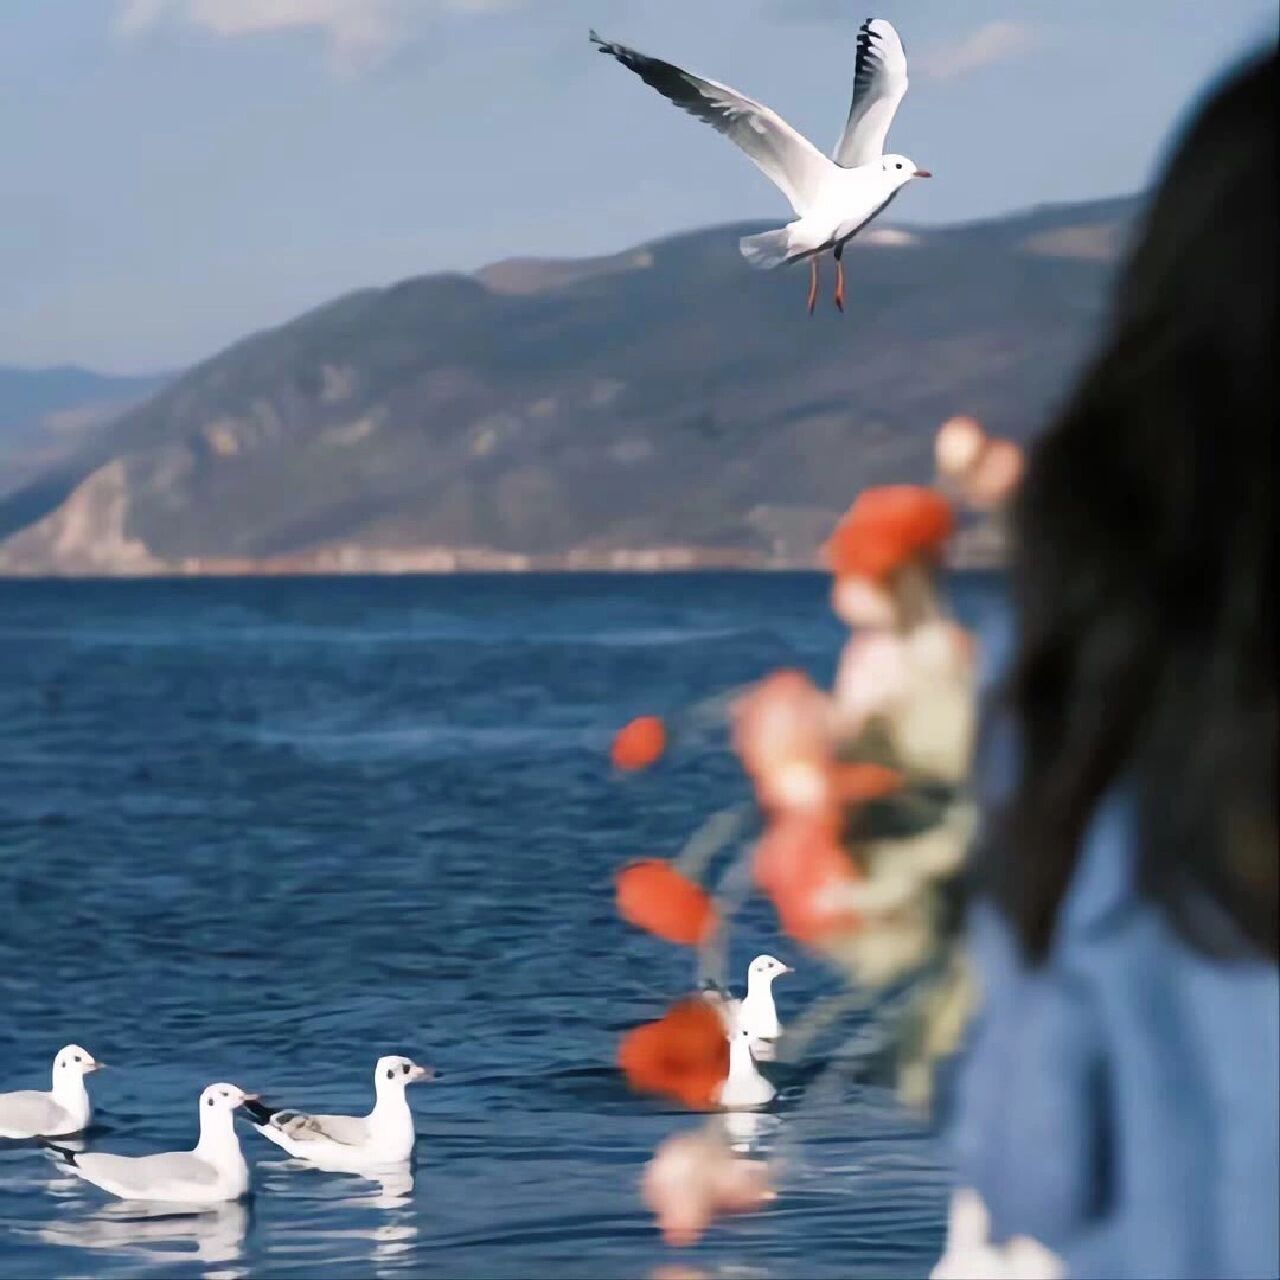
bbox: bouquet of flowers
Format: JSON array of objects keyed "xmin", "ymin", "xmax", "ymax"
[{"xmin": 609, "ymin": 419, "xmax": 1024, "ymax": 1247}]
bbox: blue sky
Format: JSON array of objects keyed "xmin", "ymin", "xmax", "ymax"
[{"xmin": 2, "ymin": 1, "xmax": 1275, "ymax": 373}]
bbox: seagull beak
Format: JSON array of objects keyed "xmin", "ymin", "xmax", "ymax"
[
  {"xmin": 779, "ymin": 965, "xmax": 795, "ymax": 976},
  {"xmin": 913, "ymin": 169, "xmax": 933, "ymax": 179},
  {"xmin": 86, "ymin": 1059, "xmax": 105, "ymax": 1072},
  {"xmin": 408, "ymin": 1064, "xmax": 435, "ymax": 1084},
  {"xmin": 238, "ymin": 1091, "xmax": 260, "ymax": 1105}
]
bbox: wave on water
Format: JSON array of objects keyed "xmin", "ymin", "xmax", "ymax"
[
  {"xmin": 249, "ymin": 722, "xmax": 598, "ymax": 760},
  {"xmin": 0, "ymin": 573, "xmax": 959, "ymax": 1279},
  {"xmin": 0, "ymin": 623, "xmax": 757, "ymax": 651}
]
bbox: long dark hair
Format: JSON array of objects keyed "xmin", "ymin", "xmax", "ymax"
[{"xmin": 989, "ymin": 49, "xmax": 1277, "ymax": 962}]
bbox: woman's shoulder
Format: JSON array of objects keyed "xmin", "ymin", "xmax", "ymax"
[{"xmin": 955, "ymin": 794, "xmax": 1279, "ymax": 1275}]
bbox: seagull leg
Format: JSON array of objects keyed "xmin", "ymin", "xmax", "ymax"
[
  {"xmin": 806, "ymin": 256, "xmax": 819, "ymax": 315},
  {"xmin": 834, "ymin": 245, "xmax": 846, "ymax": 313}
]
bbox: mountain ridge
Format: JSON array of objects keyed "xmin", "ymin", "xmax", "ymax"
[
  {"xmin": 0, "ymin": 193, "xmax": 1139, "ymax": 576},
  {"xmin": 0, "ymin": 364, "xmax": 169, "ymax": 511}
]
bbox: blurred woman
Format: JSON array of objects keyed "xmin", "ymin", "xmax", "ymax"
[{"xmin": 940, "ymin": 47, "xmax": 1278, "ymax": 1280}]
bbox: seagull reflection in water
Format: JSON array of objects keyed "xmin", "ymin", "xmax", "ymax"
[
  {"xmin": 258, "ymin": 1158, "xmax": 419, "ymax": 1270},
  {"xmin": 26, "ymin": 1134, "xmax": 88, "ymax": 1201},
  {"xmin": 35, "ymin": 1200, "xmax": 249, "ymax": 1275},
  {"xmin": 719, "ymin": 1108, "xmax": 781, "ymax": 1155},
  {"xmin": 333, "ymin": 1161, "xmax": 415, "ymax": 1210}
]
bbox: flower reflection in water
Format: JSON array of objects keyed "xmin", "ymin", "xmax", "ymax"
[{"xmin": 643, "ymin": 1127, "xmax": 774, "ymax": 1248}]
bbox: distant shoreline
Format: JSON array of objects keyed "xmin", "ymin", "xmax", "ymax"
[
  {"xmin": 0, "ymin": 519, "xmax": 1010, "ymax": 578},
  {"xmin": 0, "ymin": 510, "xmax": 1007, "ymax": 580},
  {"xmin": 0, "ymin": 546, "xmax": 1007, "ymax": 582}
]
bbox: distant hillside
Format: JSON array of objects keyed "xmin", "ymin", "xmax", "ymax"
[
  {"xmin": 0, "ymin": 364, "xmax": 169, "ymax": 510},
  {"xmin": 0, "ymin": 195, "xmax": 1140, "ymax": 576}
]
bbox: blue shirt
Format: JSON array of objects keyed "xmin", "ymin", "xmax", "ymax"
[{"xmin": 948, "ymin": 599, "xmax": 1280, "ymax": 1279}]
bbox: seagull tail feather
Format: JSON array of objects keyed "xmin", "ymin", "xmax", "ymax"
[
  {"xmin": 41, "ymin": 1140, "xmax": 79, "ymax": 1167},
  {"xmin": 739, "ymin": 227, "xmax": 793, "ymax": 270},
  {"xmin": 241, "ymin": 1098, "xmax": 282, "ymax": 1128}
]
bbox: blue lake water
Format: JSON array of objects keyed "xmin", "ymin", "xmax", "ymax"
[{"xmin": 0, "ymin": 573, "xmax": 996, "ymax": 1278}]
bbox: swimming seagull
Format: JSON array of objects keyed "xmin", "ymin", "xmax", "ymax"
[
  {"xmin": 0, "ymin": 1045, "xmax": 103, "ymax": 1140},
  {"xmin": 590, "ymin": 18, "xmax": 929, "ymax": 313},
  {"xmin": 702, "ymin": 954, "xmax": 794, "ymax": 1058},
  {"xmin": 738, "ymin": 953, "xmax": 793, "ymax": 1046},
  {"xmin": 715, "ymin": 1022, "xmax": 777, "ymax": 1110},
  {"xmin": 243, "ymin": 1056, "xmax": 434, "ymax": 1171},
  {"xmin": 46, "ymin": 1083, "xmax": 256, "ymax": 1204}
]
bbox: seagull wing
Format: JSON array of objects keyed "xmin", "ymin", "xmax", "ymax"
[
  {"xmin": 73, "ymin": 1151, "xmax": 219, "ymax": 1197},
  {"xmin": 274, "ymin": 1110, "xmax": 368, "ymax": 1146},
  {"xmin": 0, "ymin": 1090, "xmax": 71, "ymax": 1139},
  {"xmin": 700, "ymin": 983, "xmax": 742, "ymax": 1034},
  {"xmin": 591, "ymin": 32, "xmax": 833, "ymax": 215},
  {"xmin": 833, "ymin": 18, "xmax": 909, "ymax": 167}
]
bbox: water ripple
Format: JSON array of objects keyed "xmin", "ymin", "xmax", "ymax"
[{"xmin": 0, "ymin": 574, "xmax": 995, "ymax": 1278}]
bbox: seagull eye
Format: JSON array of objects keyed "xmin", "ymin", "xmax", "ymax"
[
  {"xmin": 402, "ymin": 1064, "xmax": 412, "ymax": 1076},
  {"xmin": 206, "ymin": 1097, "xmax": 215, "ymax": 1107},
  {"xmin": 386, "ymin": 1068, "xmax": 396, "ymax": 1080}
]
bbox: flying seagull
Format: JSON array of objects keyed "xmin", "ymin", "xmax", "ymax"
[{"xmin": 590, "ymin": 18, "xmax": 929, "ymax": 313}]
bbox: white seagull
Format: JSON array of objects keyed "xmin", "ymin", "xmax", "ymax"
[
  {"xmin": 46, "ymin": 1083, "xmax": 256, "ymax": 1205},
  {"xmin": 243, "ymin": 1055, "xmax": 433, "ymax": 1172},
  {"xmin": 0, "ymin": 1045, "xmax": 103, "ymax": 1140},
  {"xmin": 590, "ymin": 18, "xmax": 928, "ymax": 313},
  {"xmin": 715, "ymin": 1021, "xmax": 776, "ymax": 1111},
  {"xmin": 702, "ymin": 954, "xmax": 794, "ymax": 1058},
  {"xmin": 738, "ymin": 953, "xmax": 794, "ymax": 1044}
]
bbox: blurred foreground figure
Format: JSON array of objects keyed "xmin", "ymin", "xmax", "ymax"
[{"xmin": 939, "ymin": 48, "xmax": 1277, "ymax": 1280}]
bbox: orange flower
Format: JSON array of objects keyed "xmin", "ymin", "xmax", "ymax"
[
  {"xmin": 833, "ymin": 762, "xmax": 904, "ymax": 805},
  {"xmin": 612, "ymin": 716, "xmax": 667, "ymax": 770},
  {"xmin": 754, "ymin": 813, "xmax": 862, "ymax": 944},
  {"xmin": 732, "ymin": 670, "xmax": 833, "ymax": 814},
  {"xmin": 616, "ymin": 860, "xmax": 717, "ymax": 947},
  {"xmin": 643, "ymin": 1129, "xmax": 773, "ymax": 1247},
  {"xmin": 618, "ymin": 999, "xmax": 730, "ymax": 1109},
  {"xmin": 824, "ymin": 486, "xmax": 954, "ymax": 582}
]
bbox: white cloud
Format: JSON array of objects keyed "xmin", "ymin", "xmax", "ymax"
[
  {"xmin": 115, "ymin": 0, "xmax": 514, "ymax": 74},
  {"xmin": 116, "ymin": 0, "xmax": 166, "ymax": 36},
  {"xmin": 917, "ymin": 21, "xmax": 1037, "ymax": 83}
]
